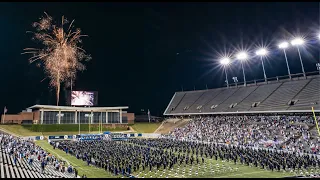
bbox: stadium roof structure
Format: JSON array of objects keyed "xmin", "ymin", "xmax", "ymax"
[{"xmin": 28, "ymin": 104, "xmax": 129, "ymax": 112}]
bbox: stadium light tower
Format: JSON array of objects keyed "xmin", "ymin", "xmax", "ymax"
[
  {"xmin": 278, "ymin": 41, "xmax": 291, "ymax": 79},
  {"xmin": 255, "ymin": 48, "xmax": 268, "ymax": 82},
  {"xmin": 291, "ymin": 37, "xmax": 306, "ymax": 78},
  {"xmin": 220, "ymin": 57, "xmax": 231, "ymax": 88},
  {"xmin": 236, "ymin": 51, "xmax": 248, "ymax": 86}
]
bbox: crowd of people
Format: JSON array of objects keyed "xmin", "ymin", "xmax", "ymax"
[
  {"xmin": 51, "ymin": 139, "xmax": 209, "ymax": 177},
  {"xmin": 51, "ymin": 137, "xmax": 320, "ymax": 178},
  {"xmin": 166, "ymin": 115, "xmax": 319, "ymax": 154},
  {"xmin": 130, "ymin": 138, "xmax": 320, "ymax": 171},
  {"xmin": 46, "ymin": 114, "xmax": 320, "ymax": 178},
  {"xmin": 285, "ymin": 133, "xmax": 320, "ymax": 155},
  {"xmin": 0, "ymin": 132, "xmax": 76, "ymax": 177},
  {"xmin": 1, "ymin": 114, "xmax": 320, "ymax": 178}
]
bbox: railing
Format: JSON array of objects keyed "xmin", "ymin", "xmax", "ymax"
[
  {"xmin": 179, "ymin": 71, "xmax": 320, "ymax": 92},
  {"xmin": 164, "ymin": 109, "xmax": 320, "ymax": 116},
  {"xmin": 227, "ymin": 71, "xmax": 320, "ymax": 88}
]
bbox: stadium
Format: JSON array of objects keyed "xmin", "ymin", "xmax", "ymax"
[{"xmin": 1, "ymin": 2, "xmax": 320, "ymax": 179}]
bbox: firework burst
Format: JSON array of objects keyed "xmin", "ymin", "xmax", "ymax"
[{"xmin": 23, "ymin": 12, "xmax": 91, "ymax": 105}]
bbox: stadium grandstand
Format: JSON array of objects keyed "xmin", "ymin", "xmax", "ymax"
[{"xmin": 164, "ymin": 72, "xmax": 320, "ymax": 116}]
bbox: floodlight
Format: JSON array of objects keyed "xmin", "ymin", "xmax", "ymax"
[
  {"xmin": 235, "ymin": 51, "xmax": 248, "ymax": 86},
  {"xmin": 291, "ymin": 37, "xmax": 305, "ymax": 46},
  {"xmin": 255, "ymin": 48, "xmax": 268, "ymax": 56},
  {"xmin": 278, "ymin": 42, "xmax": 289, "ymax": 49},
  {"xmin": 220, "ymin": 57, "xmax": 231, "ymax": 87},
  {"xmin": 290, "ymin": 37, "xmax": 306, "ymax": 77},
  {"xmin": 256, "ymin": 48, "xmax": 268, "ymax": 82},
  {"xmin": 236, "ymin": 52, "xmax": 248, "ymax": 60},
  {"xmin": 220, "ymin": 57, "xmax": 231, "ymax": 65}
]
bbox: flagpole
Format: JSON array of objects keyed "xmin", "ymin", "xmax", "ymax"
[
  {"xmin": 2, "ymin": 111, "xmax": 4, "ymax": 124},
  {"xmin": 100, "ymin": 112, "xmax": 102, "ymax": 134},
  {"xmin": 99, "ymin": 113, "xmax": 101, "ymax": 134},
  {"xmin": 2, "ymin": 107, "xmax": 6, "ymax": 124},
  {"xmin": 78, "ymin": 111, "xmax": 80, "ymax": 135},
  {"xmin": 98, "ymin": 114, "xmax": 100, "ymax": 134}
]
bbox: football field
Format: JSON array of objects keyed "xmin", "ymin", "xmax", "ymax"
[{"xmin": 34, "ymin": 140, "xmax": 306, "ymax": 178}]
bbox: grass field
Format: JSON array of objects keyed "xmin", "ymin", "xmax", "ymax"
[
  {"xmin": 129, "ymin": 122, "xmax": 162, "ymax": 133},
  {"xmin": 0, "ymin": 122, "xmax": 162, "ymax": 137},
  {"xmin": 33, "ymin": 140, "xmax": 306, "ymax": 178},
  {"xmin": 0, "ymin": 125, "xmax": 129, "ymax": 137},
  {"xmin": 22, "ymin": 124, "xmax": 128, "ymax": 132}
]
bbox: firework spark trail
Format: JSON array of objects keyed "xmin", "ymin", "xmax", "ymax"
[{"xmin": 23, "ymin": 12, "xmax": 91, "ymax": 105}]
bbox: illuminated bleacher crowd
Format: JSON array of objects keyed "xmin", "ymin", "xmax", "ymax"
[
  {"xmin": 164, "ymin": 115, "xmax": 319, "ymax": 155},
  {"xmin": 0, "ymin": 131, "xmax": 76, "ymax": 178}
]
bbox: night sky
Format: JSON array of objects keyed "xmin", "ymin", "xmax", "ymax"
[{"xmin": 0, "ymin": 2, "xmax": 319, "ymax": 116}]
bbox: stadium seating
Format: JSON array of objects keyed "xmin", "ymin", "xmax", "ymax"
[
  {"xmin": 166, "ymin": 92, "xmax": 186, "ymax": 113},
  {"xmin": 253, "ymin": 79, "xmax": 310, "ymax": 111},
  {"xmin": 213, "ymin": 86, "xmax": 258, "ymax": 112},
  {"xmin": 171, "ymin": 91, "xmax": 203, "ymax": 113},
  {"xmin": 201, "ymin": 88, "xmax": 238, "ymax": 113},
  {"xmin": 0, "ymin": 131, "xmax": 75, "ymax": 178},
  {"xmin": 166, "ymin": 115, "xmax": 319, "ymax": 154},
  {"xmin": 185, "ymin": 89, "xmax": 223, "ymax": 113},
  {"xmin": 164, "ymin": 75, "xmax": 320, "ymax": 115},
  {"xmin": 0, "ymin": 148, "xmax": 74, "ymax": 178},
  {"xmin": 288, "ymin": 78, "xmax": 320, "ymax": 110},
  {"xmin": 231, "ymin": 83, "xmax": 282, "ymax": 112}
]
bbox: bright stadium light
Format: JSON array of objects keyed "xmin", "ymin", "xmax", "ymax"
[
  {"xmin": 290, "ymin": 37, "xmax": 305, "ymax": 46},
  {"xmin": 318, "ymin": 34, "xmax": 320, "ymax": 39},
  {"xmin": 255, "ymin": 48, "xmax": 268, "ymax": 82},
  {"xmin": 236, "ymin": 51, "xmax": 248, "ymax": 86},
  {"xmin": 220, "ymin": 57, "xmax": 231, "ymax": 87},
  {"xmin": 255, "ymin": 48, "xmax": 268, "ymax": 56},
  {"xmin": 220, "ymin": 57, "xmax": 231, "ymax": 66},
  {"xmin": 278, "ymin": 41, "xmax": 291, "ymax": 79},
  {"xmin": 236, "ymin": 51, "xmax": 248, "ymax": 60},
  {"xmin": 278, "ymin": 41, "xmax": 289, "ymax": 49},
  {"xmin": 290, "ymin": 37, "xmax": 306, "ymax": 78}
]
